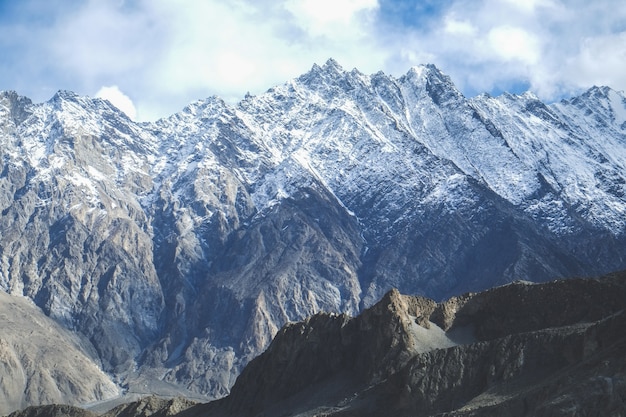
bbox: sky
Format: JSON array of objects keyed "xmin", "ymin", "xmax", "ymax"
[{"xmin": 0, "ymin": 0, "xmax": 625, "ymax": 121}]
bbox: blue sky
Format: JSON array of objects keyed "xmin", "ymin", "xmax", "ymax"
[{"xmin": 0, "ymin": 0, "xmax": 624, "ymax": 121}]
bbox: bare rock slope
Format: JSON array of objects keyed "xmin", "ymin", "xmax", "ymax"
[
  {"xmin": 0, "ymin": 293, "xmax": 118, "ymax": 415},
  {"xmin": 186, "ymin": 271, "xmax": 626, "ymax": 417},
  {"xmin": 6, "ymin": 405, "xmax": 96, "ymax": 417}
]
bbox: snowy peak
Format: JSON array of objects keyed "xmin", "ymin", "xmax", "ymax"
[
  {"xmin": 295, "ymin": 60, "xmax": 466, "ymax": 108},
  {"xmin": 225, "ymin": 59, "xmax": 626, "ymax": 228},
  {"xmin": 50, "ymin": 89, "xmax": 80, "ymax": 102},
  {"xmin": 318, "ymin": 57, "xmax": 345, "ymax": 76},
  {"xmin": 0, "ymin": 90, "xmax": 33, "ymax": 127},
  {"xmin": 559, "ymin": 85, "xmax": 626, "ymax": 130},
  {"xmin": 294, "ymin": 58, "xmax": 372, "ymax": 101},
  {"xmin": 401, "ymin": 63, "xmax": 464, "ymax": 106},
  {"xmin": 297, "ymin": 59, "xmax": 344, "ymax": 89},
  {"xmin": 48, "ymin": 89, "xmax": 134, "ymax": 127},
  {"xmin": 177, "ymin": 95, "xmax": 230, "ymax": 120},
  {"xmin": 302, "ymin": 58, "xmax": 346, "ymax": 80}
]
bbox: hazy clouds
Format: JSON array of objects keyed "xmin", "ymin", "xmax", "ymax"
[{"xmin": 0, "ymin": 0, "xmax": 624, "ymax": 121}]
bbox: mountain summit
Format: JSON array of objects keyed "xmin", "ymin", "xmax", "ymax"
[{"xmin": 1, "ymin": 60, "xmax": 626, "ymax": 410}]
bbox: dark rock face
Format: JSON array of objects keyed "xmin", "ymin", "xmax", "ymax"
[
  {"xmin": 1, "ymin": 59, "xmax": 626, "ymax": 407},
  {"xmin": 5, "ymin": 397, "xmax": 196, "ymax": 417},
  {"xmin": 0, "ymin": 290, "xmax": 119, "ymax": 415},
  {"xmin": 6, "ymin": 405, "xmax": 97, "ymax": 417},
  {"xmin": 101, "ymin": 397, "xmax": 196, "ymax": 417},
  {"xmin": 188, "ymin": 271, "xmax": 626, "ymax": 417}
]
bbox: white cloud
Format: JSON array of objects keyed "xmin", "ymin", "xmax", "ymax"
[
  {"xmin": 497, "ymin": 0, "xmax": 557, "ymax": 13},
  {"xmin": 284, "ymin": 0, "xmax": 378, "ymax": 38},
  {"xmin": 95, "ymin": 86, "xmax": 137, "ymax": 120},
  {"xmin": 567, "ymin": 32, "xmax": 626, "ymax": 88},
  {"xmin": 488, "ymin": 26, "xmax": 540, "ymax": 64},
  {"xmin": 443, "ymin": 16, "xmax": 477, "ymax": 37},
  {"xmin": 132, "ymin": 0, "xmax": 385, "ymax": 119},
  {"xmin": 386, "ymin": 0, "xmax": 626, "ymax": 100},
  {"xmin": 1, "ymin": 0, "xmax": 625, "ymax": 121},
  {"xmin": 50, "ymin": 2, "xmax": 160, "ymax": 82}
]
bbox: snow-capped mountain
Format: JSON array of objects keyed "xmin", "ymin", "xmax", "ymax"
[{"xmin": 1, "ymin": 59, "xmax": 626, "ymax": 410}]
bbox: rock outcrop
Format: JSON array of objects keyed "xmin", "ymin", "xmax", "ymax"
[
  {"xmin": 6, "ymin": 405, "xmax": 96, "ymax": 417},
  {"xmin": 6, "ymin": 396, "xmax": 195, "ymax": 417},
  {"xmin": 185, "ymin": 271, "xmax": 626, "ymax": 416},
  {"xmin": 101, "ymin": 397, "xmax": 196, "ymax": 417},
  {"xmin": 0, "ymin": 291, "xmax": 119, "ymax": 415}
]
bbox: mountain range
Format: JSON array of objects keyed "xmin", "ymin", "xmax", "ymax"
[{"xmin": 1, "ymin": 59, "xmax": 626, "ymax": 412}]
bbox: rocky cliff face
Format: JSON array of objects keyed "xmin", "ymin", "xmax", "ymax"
[
  {"xmin": 1, "ymin": 60, "xmax": 626, "ymax": 409},
  {"xmin": 6, "ymin": 405, "xmax": 97, "ymax": 417},
  {"xmin": 0, "ymin": 286, "xmax": 119, "ymax": 415},
  {"xmin": 100, "ymin": 397, "xmax": 196, "ymax": 417},
  {"xmin": 7, "ymin": 396, "xmax": 196, "ymax": 417},
  {"xmin": 187, "ymin": 271, "xmax": 626, "ymax": 417}
]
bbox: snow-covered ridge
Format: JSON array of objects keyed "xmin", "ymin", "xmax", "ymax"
[
  {"xmin": 3, "ymin": 60, "xmax": 626, "ymax": 271},
  {"xmin": 5, "ymin": 60, "xmax": 626, "ymax": 235},
  {"xmin": 207, "ymin": 59, "xmax": 626, "ymax": 234}
]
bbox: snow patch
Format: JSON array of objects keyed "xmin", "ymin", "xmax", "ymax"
[
  {"xmin": 608, "ymin": 89, "xmax": 626, "ymax": 126},
  {"xmin": 407, "ymin": 318, "xmax": 458, "ymax": 354}
]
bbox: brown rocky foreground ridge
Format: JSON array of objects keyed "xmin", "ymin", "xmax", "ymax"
[{"xmin": 6, "ymin": 270, "xmax": 626, "ymax": 417}]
